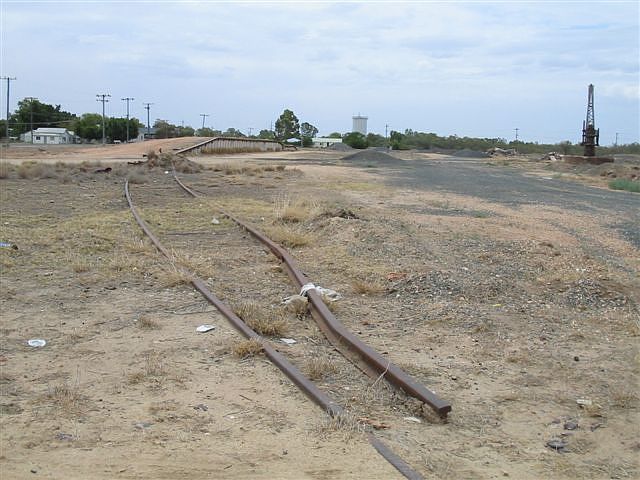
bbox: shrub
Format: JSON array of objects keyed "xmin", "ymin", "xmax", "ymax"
[{"xmin": 609, "ymin": 178, "xmax": 640, "ymax": 193}]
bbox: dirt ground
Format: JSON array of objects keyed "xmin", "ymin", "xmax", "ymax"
[{"xmin": 1, "ymin": 140, "xmax": 638, "ymax": 479}]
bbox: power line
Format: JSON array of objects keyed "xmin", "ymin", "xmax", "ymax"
[
  {"xmin": 121, "ymin": 97, "xmax": 134, "ymax": 143},
  {"xmin": 1, "ymin": 76, "xmax": 16, "ymax": 140},
  {"xmin": 96, "ymin": 93, "xmax": 111, "ymax": 145}
]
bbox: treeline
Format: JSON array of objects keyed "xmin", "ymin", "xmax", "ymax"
[{"xmin": 341, "ymin": 129, "xmax": 640, "ymax": 155}]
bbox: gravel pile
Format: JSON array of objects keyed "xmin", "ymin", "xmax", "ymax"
[
  {"xmin": 327, "ymin": 142, "xmax": 353, "ymax": 151},
  {"xmin": 342, "ymin": 150, "xmax": 401, "ymax": 166},
  {"xmin": 452, "ymin": 149, "xmax": 489, "ymax": 158}
]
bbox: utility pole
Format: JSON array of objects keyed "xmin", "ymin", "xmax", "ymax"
[
  {"xmin": 200, "ymin": 113, "xmax": 209, "ymax": 130},
  {"xmin": 1, "ymin": 76, "xmax": 16, "ymax": 140},
  {"xmin": 514, "ymin": 128, "xmax": 519, "ymax": 142},
  {"xmin": 248, "ymin": 127, "xmax": 254, "ymax": 137},
  {"xmin": 615, "ymin": 132, "xmax": 620, "ymax": 147},
  {"xmin": 25, "ymin": 97, "xmax": 37, "ymax": 143},
  {"xmin": 121, "ymin": 97, "xmax": 134, "ymax": 143},
  {"xmin": 96, "ymin": 93, "xmax": 111, "ymax": 144},
  {"xmin": 143, "ymin": 102, "xmax": 153, "ymax": 138}
]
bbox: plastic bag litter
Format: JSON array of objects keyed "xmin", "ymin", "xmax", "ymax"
[
  {"xmin": 196, "ymin": 324, "xmax": 216, "ymax": 333},
  {"xmin": 299, "ymin": 283, "xmax": 341, "ymax": 301},
  {"xmin": 27, "ymin": 339, "xmax": 46, "ymax": 348}
]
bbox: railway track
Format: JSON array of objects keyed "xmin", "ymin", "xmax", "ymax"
[{"xmin": 124, "ymin": 163, "xmax": 452, "ymax": 479}]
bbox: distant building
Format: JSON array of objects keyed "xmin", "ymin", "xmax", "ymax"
[
  {"xmin": 352, "ymin": 115, "xmax": 368, "ymax": 135},
  {"xmin": 136, "ymin": 127, "xmax": 157, "ymax": 141},
  {"xmin": 20, "ymin": 128, "xmax": 78, "ymax": 144},
  {"xmin": 312, "ymin": 137, "xmax": 343, "ymax": 148}
]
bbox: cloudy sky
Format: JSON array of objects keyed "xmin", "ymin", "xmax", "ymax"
[{"xmin": 1, "ymin": 1, "xmax": 638, "ymax": 144}]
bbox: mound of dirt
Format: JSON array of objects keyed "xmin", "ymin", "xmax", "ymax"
[
  {"xmin": 452, "ymin": 149, "xmax": 489, "ymax": 158},
  {"xmin": 341, "ymin": 150, "xmax": 401, "ymax": 166},
  {"xmin": 327, "ymin": 142, "xmax": 353, "ymax": 151}
]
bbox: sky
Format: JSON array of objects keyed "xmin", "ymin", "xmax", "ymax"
[{"xmin": 1, "ymin": 0, "xmax": 638, "ymax": 145}]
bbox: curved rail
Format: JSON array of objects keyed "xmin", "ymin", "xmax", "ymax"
[
  {"xmin": 171, "ymin": 168, "xmax": 451, "ymax": 417},
  {"xmin": 125, "ymin": 179, "xmax": 425, "ymax": 480}
]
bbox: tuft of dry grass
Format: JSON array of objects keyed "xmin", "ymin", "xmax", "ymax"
[
  {"xmin": 610, "ymin": 387, "xmax": 639, "ymax": 409},
  {"xmin": 129, "ymin": 351, "xmax": 167, "ymax": 384},
  {"xmin": 315, "ymin": 411, "xmax": 365, "ymax": 439},
  {"xmin": 47, "ymin": 382, "xmax": 83, "ymax": 413},
  {"xmin": 274, "ymin": 194, "xmax": 319, "ymax": 223},
  {"xmin": 156, "ymin": 265, "xmax": 192, "ymax": 287},
  {"xmin": 233, "ymin": 301, "xmax": 288, "ymax": 336},
  {"xmin": 351, "ymin": 277, "xmax": 386, "ymax": 295},
  {"xmin": 137, "ymin": 314, "xmax": 161, "ymax": 330},
  {"xmin": 284, "ymin": 295, "xmax": 308, "ymax": 318},
  {"xmin": 304, "ymin": 354, "xmax": 338, "ymax": 381},
  {"xmin": 232, "ymin": 338, "xmax": 264, "ymax": 358},
  {"xmin": 265, "ymin": 224, "xmax": 311, "ymax": 248},
  {"xmin": 127, "ymin": 171, "xmax": 148, "ymax": 184},
  {"xmin": 17, "ymin": 162, "xmax": 56, "ymax": 179}
]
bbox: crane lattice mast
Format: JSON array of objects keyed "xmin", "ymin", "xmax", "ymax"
[{"xmin": 580, "ymin": 84, "xmax": 599, "ymax": 157}]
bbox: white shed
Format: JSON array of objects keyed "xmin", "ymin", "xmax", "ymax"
[{"xmin": 21, "ymin": 128, "xmax": 77, "ymax": 144}]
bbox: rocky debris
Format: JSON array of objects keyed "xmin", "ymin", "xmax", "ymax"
[
  {"xmin": 327, "ymin": 142, "xmax": 353, "ymax": 151},
  {"xmin": 452, "ymin": 149, "xmax": 489, "ymax": 158},
  {"xmin": 564, "ymin": 279, "xmax": 629, "ymax": 309},
  {"xmin": 388, "ymin": 271, "xmax": 463, "ymax": 298},
  {"xmin": 546, "ymin": 438, "xmax": 569, "ymax": 452},
  {"xmin": 487, "ymin": 147, "xmax": 517, "ymax": 157},
  {"xmin": 342, "ymin": 150, "xmax": 401, "ymax": 165}
]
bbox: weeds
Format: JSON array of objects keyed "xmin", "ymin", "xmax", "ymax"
[
  {"xmin": 127, "ymin": 171, "xmax": 148, "ymax": 184},
  {"xmin": 265, "ymin": 224, "xmax": 311, "ymax": 248},
  {"xmin": 233, "ymin": 301, "xmax": 288, "ymax": 336},
  {"xmin": 232, "ymin": 338, "xmax": 264, "ymax": 358},
  {"xmin": 137, "ymin": 314, "xmax": 161, "ymax": 330},
  {"xmin": 609, "ymin": 178, "xmax": 640, "ymax": 193},
  {"xmin": 47, "ymin": 382, "xmax": 83, "ymax": 413},
  {"xmin": 0, "ymin": 162, "xmax": 10, "ymax": 179},
  {"xmin": 315, "ymin": 411, "xmax": 365, "ymax": 439},
  {"xmin": 304, "ymin": 354, "xmax": 338, "ymax": 381},
  {"xmin": 351, "ymin": 277, "xmax": 386, "ymax": 295}
]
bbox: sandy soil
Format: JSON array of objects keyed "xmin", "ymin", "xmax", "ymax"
[{"xmin": 1, "ymin": 143, "xmax": 638, "ymax": 479}]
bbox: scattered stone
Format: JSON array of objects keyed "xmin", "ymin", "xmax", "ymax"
[
  {"xmin": 590, "ymin": 423, "xmax": 603, "ymax": 432},
  {"xmin": 564, "ymin": 420, "xmax": 579, "ymax": 430},
  {"xmin": 403, "ymin": 416, "xmax": 422, "ymax": 424},
  {"xmin": 574, "ymin": 356, "xmax": 580, "ymax": 362},
  {"xmin": 193, "ymin": 404, "xmax": 208, "ymax": 412},
  {"xmin": 546, "ymin": 438, "xmax": 568, "ymax": 452},
  {"xmin": 211, "ymin": 217, "xmax": 220, "ymax": 225},
  {"xmin": 55, "ymin": 432, "xmax": 74, "ymax": 441},
  {"xmin": 133, "ymin": 422, "xmax": 152, "ymax": 430},
  {"xmin": 576, "ymin": 398, "xmax": 592, "ymax": 407}
]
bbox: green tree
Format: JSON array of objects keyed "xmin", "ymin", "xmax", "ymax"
[
  {"xmin": 366, "ymin": 133, "xmax": 387, "ymax": 147},
  {"xmin": 107, "ymin": 118, "xmax": 139, "ymax": 142},
  {"xmin": 389, "ymin": 130, "xmax": 407, "ymax": 150},
  {"xmin": 74, "ymin": 113, "xmax": 103, "ymax": 141},
  {"xmin": 10, "ymin": 98, "xmax": 76, "ymax": 135},
  {"xmin": 327, "ymin": 132, "xmax": 342, "ymax": 138},
  {"xmin": 343, "ymin": 132, "xmax": 368, "ymax": 149},
  {"xmin": 223, "ymin": 128, "xmax": 245, "ymax": 137},
  {"xmin": 300, "ymin": 122, "xmax": 318, "ymax": 147},
  {"xmin": 176, "ymin": 125, "xmax": 195, "ymax": 137},
  {"xmin": 154, "ymin": 119, "xmax": 177, "ymax": 139},
  {"xmin": 274, "ymin": 109, "xmax": 300, "ymax": 141},
  {"xmin": 197, "ymin": 127, "xmax": 221, "ymax": 137},
  {"xmin": 258, "ymin": 129, "xmax": 275, "ymax": 140}
]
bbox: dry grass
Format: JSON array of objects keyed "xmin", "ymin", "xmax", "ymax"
[
  {"xmin": 274, "ymin": 194, "xmax": 319, "ymax": 223},
  {"xmin": 351, "ymin": 277, "xmax": 386, "ymax": 295},
  {"xmin": 17, "ymin": 162, "xmax": 57, "ymax": 180},
  {"xmin": 304, "ymin": 354, "xmax": 338, "ymax": 381},
  {"xmin": 265, "ymin": 224, "xmax": 311, "ymax": 248},
  {"xmin": 315, "ymin": 410, "xmax": 365, "ymax": 439},
  {"xmin": 127, "ymin": 171, "xmax": 148, "ymax": 184},
  {"xmin": 232, "ymin": 338, "xmax": 264, "ymax": 358},
  {"xmin": 128, "ymin": 351, "xmax": 167, "ymax": 384},
  {"xmin": 233, "ymin": 301, "xmax": 288, "ymax": 336},
  {"xmin": 156, "ymin": 264, "xmax": 192, "ymax": 287},
  {"xmin": 0, "ymin": 162, "xmax": 10, "ymax": 179},
  {"xmin": 610, "ymin": 387, "xmax": 639, "ymax": 409},
  {"xmin": 46, "ymin": 382, "xmax": 83, "ymax": 413},
  {"xmin": 284, "ymin": 295, "xmax": 308, "ymax": 317},
  {"xmin": 137, "ymin": 314, "xmax": 161, "ymax": 330}
]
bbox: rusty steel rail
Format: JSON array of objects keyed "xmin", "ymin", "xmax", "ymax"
[
  {"xmin": 171, "ymin": 168, "xmax": 452, "ymax": 417},
  {"xmin": 125, "ymin": 179, "xmax": 425, "ymax": 480}
]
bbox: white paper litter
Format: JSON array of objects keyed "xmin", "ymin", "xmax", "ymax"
[
  {"xmin": 403, "ymin": 416, "xmax": 422, "ymax": 424},
  {"xmin": 299, "ymin": 283, "xmax": 341, "ymax": 301},
  {"xmin": 280, "ymin": 338, "xmax": 297, "ymax": 345},
  {"xmin": 196, "ymin": 324, "xmax": 216, "ymax": 333},
  {"xmin": 27, "ymin": 339, "xmax": 46, "ymax": 347}
]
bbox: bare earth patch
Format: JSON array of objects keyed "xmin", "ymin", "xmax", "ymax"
[{"xmin": 0, "ymin": 145, "xmax": 638, "ymax": 479}]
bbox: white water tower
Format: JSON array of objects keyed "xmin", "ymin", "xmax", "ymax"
[{"xmin": 352, "ymin": 115, "xmax": 368, "ymax": 135}]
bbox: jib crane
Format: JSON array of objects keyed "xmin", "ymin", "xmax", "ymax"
[{"xmin": 580, "ymin": 84, "xmax": 599, "ymax": 157}]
